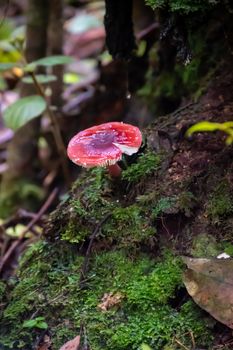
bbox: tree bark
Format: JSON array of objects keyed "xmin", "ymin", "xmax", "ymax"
[
  {"xmin": 104, "ymin": 0, "xmax": 136, "ymax": 59},
  {"xmin": 48, "ymin": 0, "xmax": 64, "ymax": 107}
]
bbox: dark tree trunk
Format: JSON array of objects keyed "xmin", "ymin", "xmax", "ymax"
[
  {"xmin": 48, "ymin": 0, "xmax": 64, "ymax": 107},
  {"xmin": 104, "ymin": 0, "xmax": 136, "ymax": 59}
]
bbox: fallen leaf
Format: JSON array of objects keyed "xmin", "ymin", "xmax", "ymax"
[
  {"xmin": 98, "ymin": 292, "xmax": 124, "ymax": 311},
  {"xmin": 59, "ymin": 335, "xmax": 80, "ymax": 350},
  {"xmin": 183, "ymin": 256, "xmax": 233, "ymax": 328}
]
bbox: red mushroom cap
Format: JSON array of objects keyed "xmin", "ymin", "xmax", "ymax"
[{"xmin": 67, "ymin": 122, "xmax": 142, "ymax": 168}]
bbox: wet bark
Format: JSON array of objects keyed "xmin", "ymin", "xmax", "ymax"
[{"xmin": 104, "ymin": 0, "xmax": 136, "ymax": 59}]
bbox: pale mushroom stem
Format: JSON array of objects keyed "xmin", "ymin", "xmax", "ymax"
[{"xmin": 108, "ymin": 163, "xmax": 122, "ymax": 177}]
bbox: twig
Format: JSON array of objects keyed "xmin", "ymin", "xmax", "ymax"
[
  {"xmin": 174, "ymin": 338, "xmax": 190, "ymax": 350},
  {"xmin": 189, "ymin": 331, "xmax": 195, "ymax": 349},
  {"xmin": 79, "ymin": 213, "xmax": 111, "ymax": 287},
  {"xmin": 83, "ymin": 324, "xmax": 89, "ymax": 350},
  {"xmin": 136, "ymin": 22, "xmax": 159, "ymax": 40},
  {"xmin": 0, "ymin": 0, "xmax": 10, "ymax": 28},
  {"xmin": 1, "ymin": 209, "xmax": 41, "ymax": 230},
  {"xmin": 79, "ymin": 322, "xmax": 89, "ymax": 350},
  {"xmin": 160, "ymin": 216, "xmax": 171, "ymax": 238},
  {"xmin": 29, "ymin": 72, "xmax": 71, "ymax": 187},
  {"xmin": 171, "ymin": 102, "xmax": 196, "ymax": 116},
  {"xmin": 0, "ymin": 188, "xmax": 58, "ymax": 274}
]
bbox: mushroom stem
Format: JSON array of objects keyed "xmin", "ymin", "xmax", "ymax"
[{"xmin": 108, "ymin": 163, "xmax": 122, "ymax": 177}]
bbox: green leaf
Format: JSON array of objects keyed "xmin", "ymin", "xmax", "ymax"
[
  {"xmin": 186, "ymin": 121, "xmax": 224, "ymax": 137},
  {"xmin": 36, "ymin": 321, "xmax": 48, "ymax": 329},
  {"xmin": 0, "ymin": 63, "xmax": 19, "ymax": 71},
  {"xmin": 31, "ymin": 316, "xmax": 45, "ymax": 321},
  {"xmin": 22, "ymin": 317, "xmax": 48, "ymax": 329},
  {"xmin": 186, "ymin": 120, "xmax": 233, "ymax": 143},
  {"xmin": 22, "ymin": 74, "xmax": 57, "ymax": 84},
  {"xmin": 221, "ymin": 121, "xmax": 233, "ymax": 129},
  {"xmin": 0, "ymin": 40, "xmax": 16, "ymax": 52},
  {"xmin": 226, "ymin": 135, "xmax": 233, "ymax": 145},
  {"xmin": 66, "ymin": 13, "xmax": 101, "ymax": 34},
  {"xmin": 3, "ymin": 95, "xmax": 46, "ymax": 130},
  {"xmin": 0, "ymin": 76, "xmax": 7, "ymax": 90},
  {"xmin": 22, "ymin": 319, "xmax": 37, "ymax": 328},
  {"xmin": 63, "ymin": 72, "xmax": 80, "ymax": 84},
  {"xmin": 0, "ymin": 20, "xmax": 14, "ymax": 40},
  {"xmin": 25, "ymin": 55, "xmax": 74, "ymax": 71},
  {"xmin": 11, "ymin": 25, "xmax": 25, "ymax": 41},
  {"xmin": 141, "ymin": 344, "xmax": 152, "ymax": 350}
]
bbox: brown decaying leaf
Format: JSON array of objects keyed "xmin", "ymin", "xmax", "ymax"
[
  {"xmin": 59, "ymin": 335, "xmax": 80, "ymax": 350},
  {"xmin": 183, "ymin": 256, "xmax": 233, "ymax": 329},
  {"xmin": 98, "ymin": 292, "xmax": 124, "ymax": 311}
]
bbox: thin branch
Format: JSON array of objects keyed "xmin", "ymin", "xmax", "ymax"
[
  {"xmin": 79, "ymin": 213, "xmax": 111, "ymax": 287},
  {"xmin": 0, "ymin": 188, "xmax": 58, "ymax": 274},
  {"xmin": 29, "ymin": 72, "xmax": 71, "ymax": 186},
  {"xmin": 189, "ymin": 331, "xmax": 196, "ymax": 349},
  {"xmin": 174, "ymin": 338, "xmax": 190, "ymax": 350}
]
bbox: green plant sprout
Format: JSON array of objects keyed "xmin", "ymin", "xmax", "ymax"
[
  {"xmin": 22, "ymin": 316, "xmax": 48, "ymax": 330},
  {"xmin": 186, "ymin": 121, "xmax": 233, "ymax": 144}
]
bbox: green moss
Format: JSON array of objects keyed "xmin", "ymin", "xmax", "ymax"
[
  {"xmin": 60, "ymin": 167, "xmax": 116, "ymax": 243},
  {"xmin": 223, "ymin": 243, "xmax": 233, "ymax": 256},
  {"xmin": 191, "ymin": 234, "xmax": 220, "ymax": 258},
  {"xmin": 109, "ymin": 302, "xmax": 211, "ymax": 350},
  {"xmin": 139, "ymin": 38, "xmax": 217, "ymax": 113},
  {"xmin": 59, "ymin": 156, "xmax": 159, "ymax": 247},
  {"xmin": 150, "ymin": 191, "xmax": 196, "ymax": 219},
  {"xmin": 125, "ymin": 252, "xmax": 183, "ymax": 306},
  {"xmin": 145, "ymin": 0, "xmax": 220, "ymax": 13},
  {"xmin": 102, "ymin": 205, "xmax": 155, "ymax": 247},
  {"xmin": 138, "ymin": 4, "xmax": 227, "ymax": 115},
  {"xmin": 0, "ymin": 281, "xmax": 6, "ymax": 303},
  {"xmin": 61, "ymin": 221, "xmax": 89, "ymax": 243},
  {"xmin": 0, "ymin": 146, "xmax": 216, "ymax": 349},
  {"xmin": 206, "ymin": 180, "xmax": 233, "ymax": 222},
  {"xmin": 152, "ymin": 197, "xmax": 176, "ymax": 218},
  {"xmin": 122, "ymin": 150, "xmax": 161, "ymax": 183},
  {"xmin": 177, "ymin": 191, "xmax": 197, "ymax": 217},
  {"xmin": 0, "ymin": 245, "xmax": 213, "ymax": 349}
]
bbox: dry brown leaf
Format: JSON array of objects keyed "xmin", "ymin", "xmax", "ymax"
[
  {"xmin": 183, "ymin": 256, "xmax": 233, "ymax": 328},
  {"xmin": 59, "ymin": 335, "xmax": 80, "ymax": 350},
  {"xmin": 98, "ymin": 292, "xmax": 124, "ymax": 311}
]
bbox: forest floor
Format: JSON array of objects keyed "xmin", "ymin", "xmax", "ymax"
[
  {"xmin": 1, "ymin": 1, "xmax": 233, "ymax": 349},
  {"xmin": 1, "ymin": 58, "xmax": 233, "ymax": 350}
]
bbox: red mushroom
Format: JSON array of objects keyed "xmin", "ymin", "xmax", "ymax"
[{"xmin": 67, "ymin": 122, "xmax": 142, "ymax": 177}]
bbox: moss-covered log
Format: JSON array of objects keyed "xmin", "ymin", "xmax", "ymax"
[{"xmin": 1, "ymin": 61, "xmax": 233, "ymax": 348}]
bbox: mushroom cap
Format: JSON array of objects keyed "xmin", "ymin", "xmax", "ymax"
[{"xmin": 67, "ymin": 122, "xmax": 142, "ymax": 167}]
